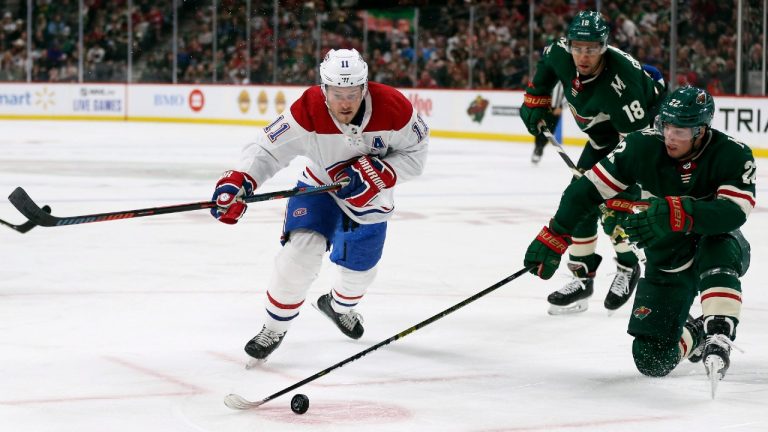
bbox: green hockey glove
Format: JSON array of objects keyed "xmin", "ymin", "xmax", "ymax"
[
  {"xmin": 599, "ymin": 198, "xmax": 650, "ymax": 239},
  {"xmin": 623, "ymin": 197, "xmax": 694, "ymax": 248},
  {"xmin": 520, "ymin": 93, "xmax": 557, "ymax": 136},
  {"xmin": 524, "ymin": 219, "xmax": 572, "ymax": 279}
]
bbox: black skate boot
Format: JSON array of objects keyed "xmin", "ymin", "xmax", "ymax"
[
  {"xmin": 603, "ymin": 260, "xmax": 640, "ymax": 312},
  {"xmin": 547, "ymin": 255, "xmax": 601, "ymax": 315},
  {"xmin": 703, "ymin": 315, "xmax": 741, "ymax": 398},
  {"xmin": 684, "ymin": 314, "xmax": 705, "ymax": 363},
  {"xmin": 531, "ymin": 138, "xmax": 545, "ymax": 164},
  {"xmin": 314, "ymin": 293, "xmax": 364, "ymax": 339},
  {"xmin": 244, "ymin": 325, "xmax": 286, "ymax": 362}
]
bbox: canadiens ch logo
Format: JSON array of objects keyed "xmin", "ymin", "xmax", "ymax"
[
  {"xmin": 293, "ymin": 208, "xmax": 307, "ymax": 217},
  {"xmin": 633, "ymin": 306, "xmax": 652, "ymax": 320},
  {"xmin": 466, "ymin": 95, "xmax": 489, "ymax": 124}
]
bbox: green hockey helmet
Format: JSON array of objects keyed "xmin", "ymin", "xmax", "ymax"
[
  {"xmin": 655, "ymin": 86, "xmax": 714, "ymax": 141},
  {"xmin": 566, "ymin": 11, "xmax": 609, "ymax": 54}
]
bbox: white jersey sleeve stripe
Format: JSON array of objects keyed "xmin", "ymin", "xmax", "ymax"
[
  {"xmin": 585, "ymin": 163, "xmax": 627, "ymax": 199},
  {"xmin": 717, "ymin": 185, "xmax": 755, "ymax": 217}
]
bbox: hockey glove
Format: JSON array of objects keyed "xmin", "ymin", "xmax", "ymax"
[
  {"xmin": 524, "ymin": 219, "xmax": 572, "ymax": 280},
  {"xmin": 334, "ymin": 155, "xmax": 396, "ymax": 208},
  {"xmin": 210, "ymin": 170, "xmax": 257, "ymax": 224},
  {"xmin": 623, "ymin": 196, "xmax": 694, "ymax": 248},
  {"xmin": 520, "ymin": 93, "xmax": 557, "ymax": 136},
  {"xmin": 599, "ymin": 198, "xmax": 650, "ymax": 238}
]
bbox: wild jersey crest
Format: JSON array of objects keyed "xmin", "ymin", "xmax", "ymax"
[{"xmin": 568, "ymin": 103, "xmax": 611, "ymax": 130}]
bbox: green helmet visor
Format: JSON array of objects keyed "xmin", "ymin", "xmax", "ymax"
[
  {"xmin": 568, "ymin": 43, "xmax": 603, "ymax": 56},
  {"xmin": 655, "ymin": 117, "xmax": 705, "ymax": 141}
]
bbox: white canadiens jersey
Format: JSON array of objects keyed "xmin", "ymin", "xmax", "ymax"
[{"xmin": 238, "ymin": 82, "xmax": 429, "ymax": 224}]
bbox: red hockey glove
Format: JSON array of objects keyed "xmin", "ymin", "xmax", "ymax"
[
  {"xmin": 210, "ymin": 170, "xmax": 257, "ymax": 224},
  {"xmin": 524, "ymin": 219, "xmax": 572, "ymax": 279},
  {"xmin": 333, "ymin": 155, "xmax": 396, "ymax": 207},
  {"xmin": 623, "ymin": 196, "xmax": 694, "ymax": 248}
]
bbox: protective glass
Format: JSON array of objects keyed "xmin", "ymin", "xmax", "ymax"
[
  {"xmin": 661, "ymin": 124, "xmax": 695, "ymax": 140},
  {"xmin": 568, "ymin": 44, "xmax": 602, "ymax": 55},
  {"xmin": 326, "ymin": 86, "xmax": 364, "ymax": 103}
]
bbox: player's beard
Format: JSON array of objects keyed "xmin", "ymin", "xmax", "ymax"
[{"xmin": 578, "ymin": 56, "xmax": 604, "ymax": 77}]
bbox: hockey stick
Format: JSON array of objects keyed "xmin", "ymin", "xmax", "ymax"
[
  {"xmin": 0, "ymin": 205, "xmax": 51, "ymax": 233},
  {"xmin": 8, "ymin": 183, "xmax": 344, "ymax": 227},
  {"xmin": 224, "ymin": 266, "xmax": 535, "ymax": 410},
  {"xmin": 539, "ymin": 125, "xmax": 648, "ymax": 263},
  {"xmin": 540, "ymin": 127, "xmax": 583, "ymax": 178}
]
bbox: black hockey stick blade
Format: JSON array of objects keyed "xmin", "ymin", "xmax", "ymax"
[
  {"xmin": 224, "ymin": 266, "xmax": 536, "ymax": 410},
  {"xmin": 8, "ymin": 182, "xmax": 343, "ymax": 228},
  {"xmin": 0, "ymin": 205, "xmax": 51, "ymax": 233}
]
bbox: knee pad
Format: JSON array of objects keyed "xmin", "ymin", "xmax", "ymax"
[
  {"xmin": 632, "ymin": 336, "xmax": 680, "ymax": 377},
  {"xmin": 268, "ymin": 229, "xmax": 326, "ymax": 303}
]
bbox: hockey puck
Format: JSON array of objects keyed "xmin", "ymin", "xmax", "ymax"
[{"xmin": 290, "ymin": 394, "xmax": 309, "ymax": 414}]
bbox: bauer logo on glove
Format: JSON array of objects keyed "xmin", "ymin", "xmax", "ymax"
[{"xmin": 332, "ymin": 155, "xmax": 396, "ymax": 208}]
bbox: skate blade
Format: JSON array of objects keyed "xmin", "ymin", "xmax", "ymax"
[
  {"xmin": 311, "ymin": 299, "xmax": 334, "ymax": 323},
  {"xmin": 547, "ymin": 299, "xmax": 588, "ymax": 315},
  {"xmin": 245, "ymin": 358, "xmax": 268, "ymax": 369},
  {"xmin": 704, "ymin": 355, "xmax": 725, "ymax": 399},
  {"xmin": 709, "ymin": 370, "xmax": 720, "ymax": 399}
]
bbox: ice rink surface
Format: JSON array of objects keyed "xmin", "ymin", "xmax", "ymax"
[{"xmin": 1, "ymin": 120, "xmax": 766, "ymax": 431}]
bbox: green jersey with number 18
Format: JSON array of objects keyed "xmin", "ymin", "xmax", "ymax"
[{"xmin": 528, "ymin": 38, "xmax": 666, "ymax": 149}]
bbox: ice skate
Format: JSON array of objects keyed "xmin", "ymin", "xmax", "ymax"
[
  {"xmin": 314, "ymin": 292, "xmax": 364, "ymax": 339},
  {"xmin": 547, "ymin": 260, "xmax": 596, "ymax": 315},
  {"xmin": 531, "ymin": 140, "xmax": 545, "ymax": 164},
  {"xmin": 702, "ymin": 316, "xmax": 742, "ymax": 399},
  {"xmin": 603, "ymin": 260, "xmax": 640, "ymax": 314},
  {"xmin": 244, "ymin": 325, "xmax": 286, "ymax": 367},
  {"xmin": 685, "ymin": 314, "xmax": 705, "ymax": 363}
]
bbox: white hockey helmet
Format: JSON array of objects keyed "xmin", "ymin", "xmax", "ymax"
[{"xmin": 319, "ymin": 48, "xmax": 368, "ymax": 94}]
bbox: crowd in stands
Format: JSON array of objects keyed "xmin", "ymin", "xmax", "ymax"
[
  {"xmin": 0, "ymin": 0, "xmax": 765, "ymax": 95},
  {"xmin": 0, "ymin": 0, "xmax": 173, "ymax": 82}
]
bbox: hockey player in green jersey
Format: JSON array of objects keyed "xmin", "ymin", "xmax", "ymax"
[
  {"xmin": 520, "ymin": 10, "xmax": 666, "ymax": 315},
  {"xmin": 523, "ymin": 86, "xmax": 755, "ymax": 395}
]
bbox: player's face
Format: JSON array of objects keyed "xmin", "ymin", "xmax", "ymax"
[
  {"xmin": 570, "ymin": 41, "xmax": 603, "ymax": 75},
  {"xmin": 326, "ymin": 85, "xmax": 364, "ymax": 124},
  {"xmin": 663, "ymin": 124, "xmax": 695, "ymax": 158}
]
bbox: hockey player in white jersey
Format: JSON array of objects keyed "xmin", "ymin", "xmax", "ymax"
[{"xmin": 210, "ymin": 48, "xmax": 429, "ymax": 362}]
